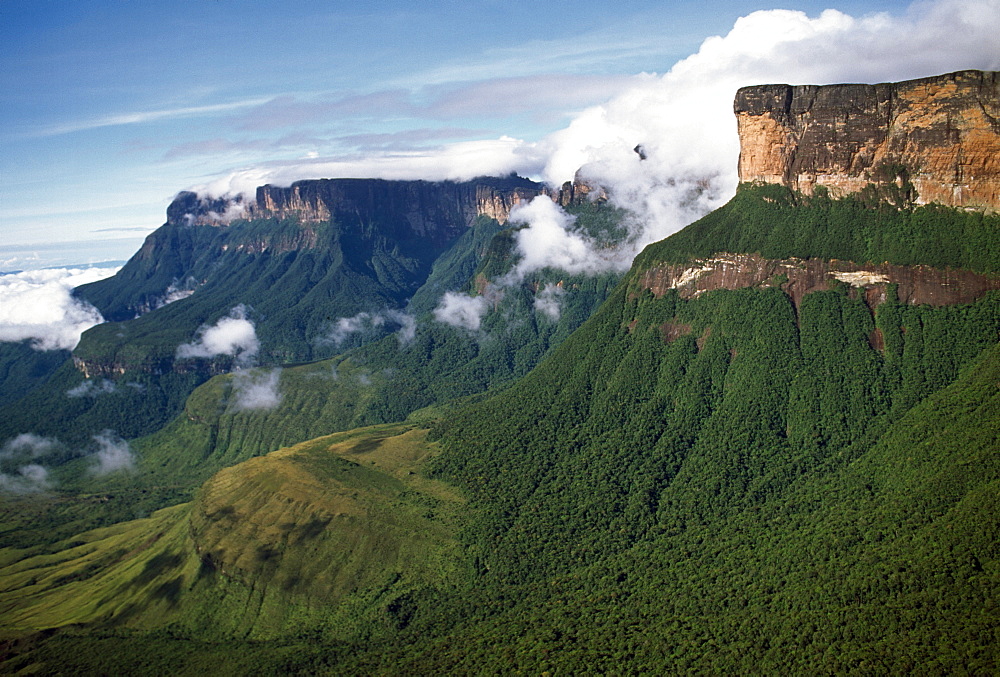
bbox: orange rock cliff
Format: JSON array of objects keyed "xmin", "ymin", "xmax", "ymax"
[{"xmin": 734, "ymin": 70, "xmax": 1000, "ymax": 211}]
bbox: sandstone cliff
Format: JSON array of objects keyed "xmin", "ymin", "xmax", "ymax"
[
  {"xmin": 247, "ymin": 176, "xmax": 542, "ymax": 237},
  {"xmin": 167, "ymin": 176, "xmax": 544, "ymax": 237},
  {"xmin": 735, "ymin": 70, "xmax": 1000, "ymax": 210}
]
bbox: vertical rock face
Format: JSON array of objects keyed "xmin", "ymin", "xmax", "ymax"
[
  {"xmin": 246, "ymin": 176, "xmax": 543, "ymax": 242},
  {"xmin": 735, "ymin": 70, "xmax": 1000, "ymax": 210},
  {"xmin": 165, "ymin": 177, "xmax": 545, "ymax": 240}
]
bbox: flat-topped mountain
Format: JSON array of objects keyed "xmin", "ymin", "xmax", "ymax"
[{"xmin": 735, "ymin": 70, "xmax": 1000, "ymax": 210}]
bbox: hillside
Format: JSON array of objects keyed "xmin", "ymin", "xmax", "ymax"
[{"xmin": 0, "ymin": 188, "xmax": 620, "ymax": 451}]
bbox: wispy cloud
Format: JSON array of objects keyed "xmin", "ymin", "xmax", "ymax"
[{"xmin": 33, "ymin": 97, "xmax": 274, "ymax": 137}]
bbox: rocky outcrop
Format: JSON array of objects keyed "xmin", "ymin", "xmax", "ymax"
[
  {"xmin": 639, "ymin": 253, "xmax": 1000, "ymax": 309},
  {"xmin": 547, "ymin": 171, "xmax": 609, "ymax": 207},
  {"xmin": 735, "ymin": 70, "xmax": 1000, "ymax": 211}
]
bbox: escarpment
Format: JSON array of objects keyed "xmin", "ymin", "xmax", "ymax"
[
  {"xmin": 639, "ymin": 253, "xmax": 1000, "ymax": 310},
  {"xmin": 735, "ymin": 70, "xmax": 1000, "ymax": 211},
  {"xmin": 246, "ymin": 176, "xmax": 543, "ymax": 240}
]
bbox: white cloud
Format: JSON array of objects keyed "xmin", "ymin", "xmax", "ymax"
[
  {"xmin": 189, "ymin": 1, "xmax": 1000, "ymax": 271},
  {"xmin": 176, "ymin": 304, "xmax": 259, "ymax": 366},
  {"xmin": 534, "ymin": 0, "xmax": 1000, "ymax": 259},
  {"xmin": 0, "ymin": 464, "xmax": 51, "ymax": 494},
  {"xmin": 1, "ymin": 433, "xmax": 60, "ymax": 460},
  {"xmin": 231, "ymin": 369, "xmax": 282, "ymax": 411},
  {"xmin": 192, "ymin": 137, "xmax": 545, "ymax": 199},
  {"xmin": 0, "ymin": 434, "xmax": 59, "ymax": 493},
  {"xmin": 393, "ymin": 311, "xmax": 417, "ymax": 345},
  {"xmin": 90, "ymin": 431, "xmax": 136, "ymax": 476},
  {"xmin": 35, "ymin": 97, "xmax": 273, "ymax": 137},
  {"xmin": 320, "ymin": 309, "xmax": 418, "ymax": 347},
  {"xmin": 66, "ymin": 379, "xmax": 117, "ymax": 398},
  {"xmin": 534, "ymin": 284, "xmax": 565, "ymax": 321},
  {"xmin": 507, "ymin": 197, "xmax": 623, "ymax": 279},
  {"xmin": 433, "ymin": 291, "xmax": 492, "ymax": 332},
  {"xmin": 0, "ymin": 267, "xmax": 118, "ymax": 351}
]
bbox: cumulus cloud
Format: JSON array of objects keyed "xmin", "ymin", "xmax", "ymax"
[
  {"xmin": 508, "ymin": 197, "xmax": 623, "ymax": 279},
  {"xmin": 433, "ymin": 291, "xmax": 492, "ymax": 332},
  {"xmin": 320, "ymin": 309, "xmax": 418, "ymax": 347},
  {"xmin": 533, "ymin": 0, "xmax": 1000, "ymax": 260},
  {"xmin": 90, "ymin": 431, "xmax": 136, "ymax": 476},
  {"xmin": 231, "ymin": 369, "xmax": 283, "ymax": 411},
  {"xmin": 0, "ymin": 267, "xmax": 118, "ymax": 351},
  {"xmin": 176, "ymin": 305, "xmax": 259, "ymax": 366}
]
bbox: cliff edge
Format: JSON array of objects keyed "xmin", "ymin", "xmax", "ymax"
[{"xmin": 735, "ymin": 70, "xmax": 1000, "ymax": 211}]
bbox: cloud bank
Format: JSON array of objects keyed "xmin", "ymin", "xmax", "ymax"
[
  {"xmin": 0, "ymin": 267, "xmax": 118, "ymax": 351},
  {"xmin": 176, "ymin": 305, "xmax": 259, "ymax": 366},
  {"xmin": 530, "ymin": 0, "xmax": 1000, "ymax": 260}
]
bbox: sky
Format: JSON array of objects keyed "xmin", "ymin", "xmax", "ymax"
[{"xmin": 5, "ymin": 0, "xmax": 998, "ymax": 272}]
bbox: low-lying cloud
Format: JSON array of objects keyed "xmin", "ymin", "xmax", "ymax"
[
  {"xmin": 533, "ymin": 0, "xmax": 1000, "ymax": 261},
  {"xmin": 0, "ymin": 464, "xmax": 51, "ymax": 494},
  {"xmin": 0, "ymin": 267, "xmax": 118, "ymax": 351},
  {"xmin": 176, "ymin": 304, "xmax": 259, "ymax": 366},
  {"xmin": 433, "ymin": 291, "xmax": 492, "ymax": 332},
  {"xmin": 0, "ymin": 434, "xmax": 59, "ymax": 494},
  {"xmin": 534, "ymin": 284, "xmax": 565, "ymax": 321},
  {"xmin": 67, "ymin": 378, "xmax": 117, "ymax": 398},
  {"xmin": 231, "ymin": 369, "xmax": 283, "ymax": 411},
  {"xmin": 508, "ymin": 197, "xmax": 622, "ymax": 278},
  {"xmin": 320, "ymin": 309, "xmax": 417, "ymax": 347},
  {"xmin": 90, "ymin": 430, "xmax": 136, "ymax": 476}
]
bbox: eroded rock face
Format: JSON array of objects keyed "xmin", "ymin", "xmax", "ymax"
[
  {"xmin": 164, "ymin": 177, "xmax": 545, "ymax": 237},
  {"xmin": 639, "ymin": 253, "xmax": 1000, "ymax": 309},
  {"xmin": 248, "ymin": 176, "xmax": 543, "ymax": 238},
  {"xmin": 735, "ymin": 70, "xmax": 1000, "ymax": 211}
]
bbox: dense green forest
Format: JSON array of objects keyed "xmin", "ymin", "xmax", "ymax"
[
  {"xmin": 2, "ymin": 185, "xmax": 999, "ymax": 673},
  {"xmin": 637, "ymin": 182, "xmax": 1000, "ymax": 273}
]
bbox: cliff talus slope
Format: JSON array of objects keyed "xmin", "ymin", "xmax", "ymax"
[{"xmin": 735, "ymin": 70, "xmax": 1000, "ymax": 210}]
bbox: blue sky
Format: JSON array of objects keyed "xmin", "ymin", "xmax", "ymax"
[{"xmin": 2, "ymin": 0, "xmax": 997, "ymax": 270}]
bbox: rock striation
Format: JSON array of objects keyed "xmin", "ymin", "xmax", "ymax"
[{"xmin": 735, "ymin": 70, "xmax": 1000, "ymax": 211}]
